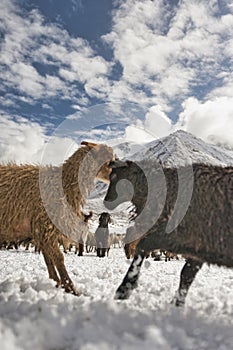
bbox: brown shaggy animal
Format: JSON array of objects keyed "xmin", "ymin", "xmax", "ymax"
[{"xmin": 0, "ymin": 141, "xmax": 113, "ymax": 295}]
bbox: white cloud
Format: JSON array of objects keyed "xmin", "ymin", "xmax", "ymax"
[
  {"xmin": 1, "ymin": 0, "xmax": 233, "ymax": 161},
  {"xmin": 0, "ymin": 112, "xmax": 46, "ymax": 164},
  {"xmin": 103, "ymin": 0, "xmax": 233, "ymax": 107},
  {"xmin": 176, "ymin": 97, "xmax": 233, "ymax": 148},
  {"xmin": 0, "ymin": 0, "xmax": 111, "ymax": 104},
  {"xmin": 0, "ymin": 112, "xmax": 80, "ymax": 165},
  {"xmin": 121, "ymin": 97, "xmax": 233, "ymax": 149},
  {"xmin": 144, "ymin": 106, "xmax": 173, "ymax": 138},
  {"xmin": 123, "ymin": 104, "xmax": 173, "ymax": 143}
]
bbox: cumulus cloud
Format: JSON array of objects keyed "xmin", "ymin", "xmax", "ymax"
[
  {"xmin": 0, "ymin": 113, "xmax": 46, "ymax": 164},
  {"xmin": 0, "ymin": 112, "xmax": 80, "ymax": 164},
  {"xmin": 144, "ymin": 106, "xmax": 173, "ymax": 138},
  {"xmin": 1, "ymin": 0, "xmax": 233, "ymax": 161},
  {"xmin": 176, "ymin": 97, "xmax": 233, "ymax": 148},
  {"xmin": 123, "ymin": 97, "xmax": 233, "ymax": 149},
  {"xmin": 0, "ymin": 0, "xmax": 111, "ymax": 106},
  {"xmin": 103, "ymin": 0, "xmax": 233, "ymax": 109}
]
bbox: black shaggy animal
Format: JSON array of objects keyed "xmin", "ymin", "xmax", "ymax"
[
  {"xmin": 95, "ymin": 212, "xmax": 111, "ymax": 257},
  {"xmin": 104, "ymin": 159, "xmax": 233, "ymax": 306}
]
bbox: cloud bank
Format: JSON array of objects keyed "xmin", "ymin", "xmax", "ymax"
[{"xmin": 0, "ymin": 0, "xmax": 233, "ymax": 163}]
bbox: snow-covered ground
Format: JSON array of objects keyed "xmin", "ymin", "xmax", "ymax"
[
  {"xmin": 0, "ymin": 247, "xmax": 233, "ymax": 350},
  {"xmin": 1, "ymin": 131, "xmax": 233, "ymax": 349}
]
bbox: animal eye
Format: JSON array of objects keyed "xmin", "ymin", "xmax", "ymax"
[{"xmin": 110, "ymin": 173, "xmax": 117, "ymax": 181}]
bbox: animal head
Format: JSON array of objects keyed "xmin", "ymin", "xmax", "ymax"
[
  {"xmin": 83, "ymin": 211, "xmax": 93, "ymax": 223},
  {"xmin": 99, "ymin": 212, "xmax": 112, "ymax": 226},
  {"xmin": 81, "ymin": 141, "xmax": 114, "ymax": 183},
  {"xmin": 104, "ymin": 159, "xmax": 136, "ymax": 210}
]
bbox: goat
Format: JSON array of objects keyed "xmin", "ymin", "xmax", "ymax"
[
  {"xmin": 104, "ymin": 159, "xmax": 233, "ymax": 306},
  {"xmin": 95, "ymin": 212, "xmax": 111, "ymax": 257},
  {"xmin": 0, "ymin": 141, "xmax": 113, "ymax": 295}
]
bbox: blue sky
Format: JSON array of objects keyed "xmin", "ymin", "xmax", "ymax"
[{"xmin": 0, "ymin": 0, "xmax": 233, "ymax": 163}]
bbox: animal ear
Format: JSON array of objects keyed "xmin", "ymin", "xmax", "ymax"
[
  {"xmin": 109, "ymin": 160, "xmax": 128, "ymax": 168},
  {"xmin": 81, "ymin": 141, "xmax": 99, "ymax": 149}
]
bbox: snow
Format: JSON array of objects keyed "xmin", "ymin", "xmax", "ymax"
[
  {"xmin": 0, "ymin": 247, "xmax": 233, "ymax": 350},
  {"xmin": 1, "ymin": 130, "xmax": 233, "ymax": 349}
]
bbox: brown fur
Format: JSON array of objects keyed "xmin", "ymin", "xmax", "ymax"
[{"xmin": 0, "ymin": 142, "xmax": 113, "ymax": 295}]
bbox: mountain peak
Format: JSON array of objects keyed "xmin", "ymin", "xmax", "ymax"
[{"xmin": 122, "ymin": 130, "xmax": 233, "ymax": 167}]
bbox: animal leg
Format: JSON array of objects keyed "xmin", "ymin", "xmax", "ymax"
[
  {"xmin": 173, "ymin": 258, "xmax": 203, "ymax": 306},
  {"xmin": 78, "ymin": 242, "xmax": 84, "ymax": 256},
  {"xmin": 53, "ymin": 245, "xmax": 79, "ymax": 295},
  {"xmin": 115, "ymin": 254, "xmax": 145, "ymax": 300},
  {"xmin": 42, "ymin": 247, "xmax": 60, "ymax": 285},
  {"xmin": 102, "ymin": 248, "xmax": 107, "ymax": 257}
]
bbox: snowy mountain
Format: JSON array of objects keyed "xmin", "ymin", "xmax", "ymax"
[
  {"xmin": 128, "ymin": 130, "xmax": 233, "ymax": 166},
  {"xmin": 113, "ymin": 141, "xmax": 144, "ymax": 159}
]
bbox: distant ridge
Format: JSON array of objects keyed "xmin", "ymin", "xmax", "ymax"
[{"xmin": 116, "ymin": 130, "xmax": 233, "ymax": 167}]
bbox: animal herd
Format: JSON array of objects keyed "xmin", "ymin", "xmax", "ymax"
[{"xmin": 0, "ymin": 141, "xmax": 232, "ymax": 307}]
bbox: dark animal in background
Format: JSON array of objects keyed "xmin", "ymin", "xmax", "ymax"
[
  {"xmin": 104, "ymin": 159, "xmax": 233, "ymax": 306},
  {"xmin": 95, "ymin": 212, "xmax": 111, "ymax": 257}
]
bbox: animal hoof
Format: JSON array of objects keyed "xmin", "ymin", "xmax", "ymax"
[
  {"xmin": 72, "ymin": 290, "xmax": 82, "ymax": 297},
  {"xmin": 64, "ymin": 286, "xmax": 81, "ymax": 296},
  {"xmin": 114, "ymin": 286, "xmax": 131, "ymax": 300},
  {"xmin": 171, "ymin": 296, "xmax": 185, "ymax": 307}
]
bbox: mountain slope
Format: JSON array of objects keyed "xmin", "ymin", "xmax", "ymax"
[{"xmin": 127, "ymin": 130, "xmax": 233, "ymax": 166}]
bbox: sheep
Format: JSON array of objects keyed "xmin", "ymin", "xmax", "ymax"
[
  {"xmin": 109, "ymin": 233, "xmax": 124, "ymax": 248},
  {"xmin": 86, "ymin": 232, "xmax": 96, "ymax": 253},
  {"xmin": 95, "ymin": 212, "xmax": 111, "ymax": 257},
  {"xmin": 58, "ymin": 212, "xmax": 93, "ymax": 255},
  {"xmin": 104, "ymin": 159, "xmax": 233, "ymax": 306},
  {"xmin": 151, "ymin": 249, "xmax": 162, "ymax": 261},
  {"xmin": 23, "ymin": 238, "xmax": 40, "ymax": 252},
  {"xmin": 77, "ymin": 211, "xmax": 93, "ymax": 256},
  {"xmin": 0, "ymin": 141, "xmax": 113, "ymax": 295},
  {"xmin": 116, "ymin": 233, "xmax": 125, "ymax": 248},
  {"xmin": 161, "ymin": 250, "xmax": 179, "ymax": 262},
  {"xmin": 58, "ymin": 233, "xmax": 78, "ymax": 254}
]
